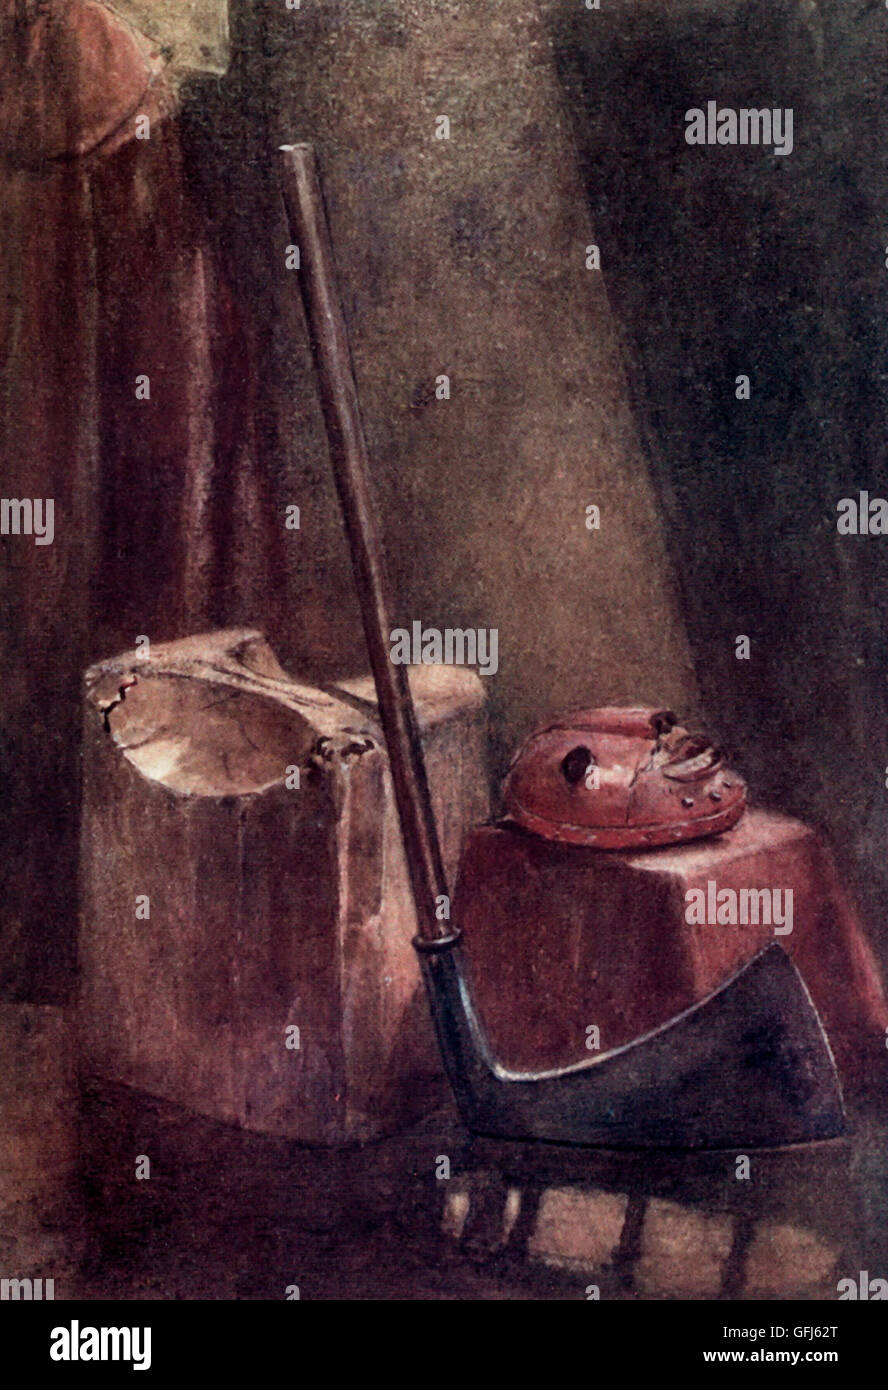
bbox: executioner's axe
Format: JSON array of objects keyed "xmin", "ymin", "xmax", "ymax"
[{"xmin": 280, "ymin": 143, "xmax": 845, "ymax": 1149}]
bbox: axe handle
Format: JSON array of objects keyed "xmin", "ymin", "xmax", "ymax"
[{"xmin": 280, "ymin": 143, "xmax": 450, "ymax": 943}]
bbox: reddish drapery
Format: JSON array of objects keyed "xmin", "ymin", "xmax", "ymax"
[{"xmin": 0, "ymin": 1, "xmax": 274, "ymax": 1000}]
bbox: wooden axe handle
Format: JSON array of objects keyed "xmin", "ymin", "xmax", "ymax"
[{"xmin": 280, "ymin": 143, "xmax": 450, "ymax": 943}]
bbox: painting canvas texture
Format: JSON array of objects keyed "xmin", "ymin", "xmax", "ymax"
[{"xmin": 2, "ymin": 0, "xmax": 888, "ymax": 1303}]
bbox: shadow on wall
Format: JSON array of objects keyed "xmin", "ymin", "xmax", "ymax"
[
  {"xmin": 550, "ymin": 0, "xmax": 888, "ymax": 963},
  {"xmin": 180, "ymin": 0, "xmax": 700, "ymax": 806}
]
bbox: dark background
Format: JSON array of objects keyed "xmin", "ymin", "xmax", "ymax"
[{"xmin": 553, "ymin": 0, "xmax": 888, "ymax": 953}]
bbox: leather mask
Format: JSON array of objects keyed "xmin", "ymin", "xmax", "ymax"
[{"xmin": 503, "ymin": 706, "xmax": 747, "ymax": 850}]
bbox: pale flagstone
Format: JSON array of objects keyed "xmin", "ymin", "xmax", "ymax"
[
  {"xmin": 441, "ymin": 1181, "xmax": 472, "ymax": 1242},
  {"xmin": 528, "ymin": 1187, "xmax": 627, "ymax": 1269},
  {"xmin": 745, "ymin": 1221, "xmax": 839, "ymax": 1296},
  {"xmin": 636, "ymin": 1198, "xmax": 734, "ymax": 1297},
  {"xmin": 503, "ymin": 1187, "xmax": 523, "ymax": 1244}
]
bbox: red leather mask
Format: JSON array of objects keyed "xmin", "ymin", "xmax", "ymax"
[{"xmin": 503, "ymin": 707, "xmax": 746, "ymax": 850}]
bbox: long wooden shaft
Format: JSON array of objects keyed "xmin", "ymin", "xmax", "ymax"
[{"xmin": 280, "ymin": 142, "xmax": 450, "ymax": 942}]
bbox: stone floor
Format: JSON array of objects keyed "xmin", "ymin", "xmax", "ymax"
[{"xmin": 60, "ymin": 1082, "xmax": 888, "ymax": 1302}]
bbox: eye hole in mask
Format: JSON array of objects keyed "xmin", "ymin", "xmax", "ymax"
[{"xmin": 561, "ymin": 745, "xmax": 595, "ymax": 786}]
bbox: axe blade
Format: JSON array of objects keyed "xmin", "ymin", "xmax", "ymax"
[{"xmin": 418, "ymin": 942, "xmax": 845, "ymax": 1149}]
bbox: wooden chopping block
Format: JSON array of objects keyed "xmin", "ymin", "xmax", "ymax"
[{"xmin": 79, "ymin": 629, "xmax": 488, "ymax": 1145}]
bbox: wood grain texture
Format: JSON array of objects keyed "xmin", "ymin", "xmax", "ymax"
[{"xmin": 79, "ymin": 629, "xmax": 489, "ymax": 1143}]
